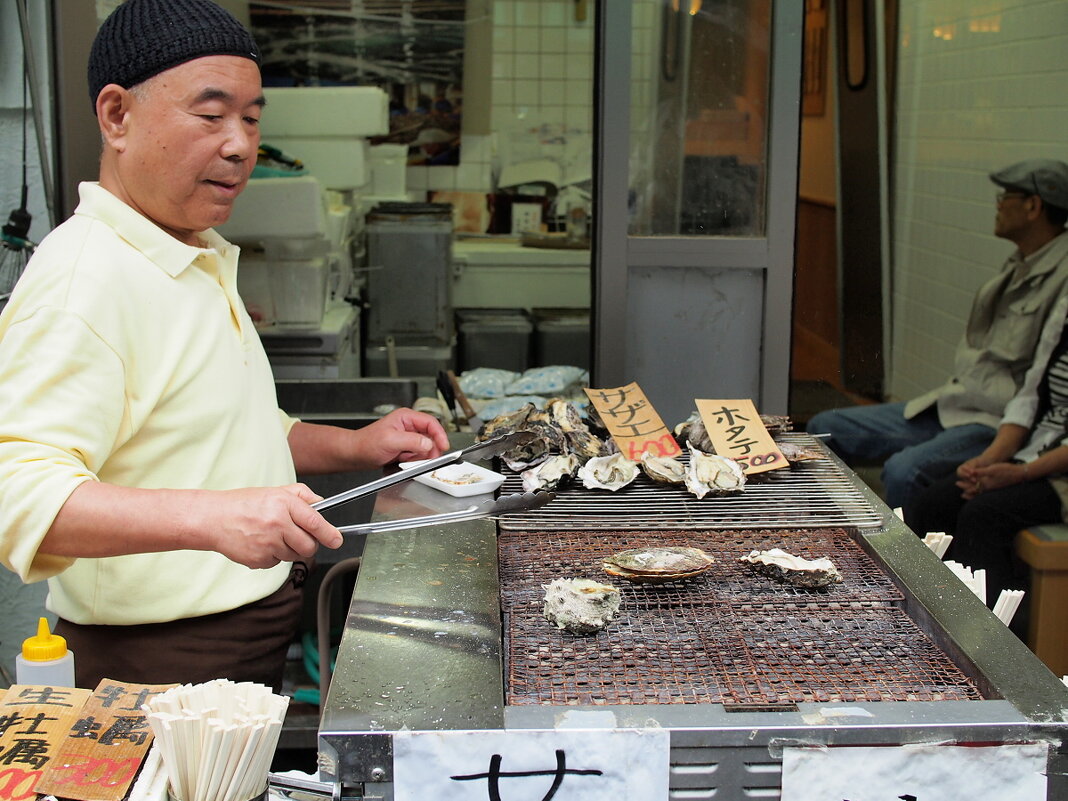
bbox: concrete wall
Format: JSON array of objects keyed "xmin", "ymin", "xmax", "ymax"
[{"xmin": 890, "ymin": 1, "xmax": 1068, "ymax": 401}]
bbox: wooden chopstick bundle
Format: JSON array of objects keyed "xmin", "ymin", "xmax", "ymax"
[
  {"xmin": 992, "ymin": 589, "xmax": 1025, "ymax": 626},
  {"xmin": 143, "ymin": 680, "xmax": 289, "ymax": 801}
]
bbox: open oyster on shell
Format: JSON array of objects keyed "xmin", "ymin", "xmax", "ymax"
[
  {"xmin": 640, "ymin": 452, "xmax": 686, "ymax": 485},
  {"xmin": 685, "ymin": 445, "xmax": 746, "ymax": 498},
  {"xmin": 522, "ymin": 453, "xmax": 581, "ymax": 492},
  {"xmin": 739, "ymin": 548, "xmax": 843, "ymax": 589},
  {"xmin": 578, "ymin": 453, "xmax": 639, "ymax": 491},
  {"xmin": 603, "ymin": 546, "xmax": 714, "ymax": 584},
  {"xmin": 543, "ymin": 577, "xmax": 621, "ymax": 634}
]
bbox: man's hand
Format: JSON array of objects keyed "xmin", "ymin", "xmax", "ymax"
[
  {"xmin": 353, "ymin": 408, "xmax": 451, "ymax": 466},
  {"xmin": 205, "ymin": 484, "xmax": 343, "ymax": 569},
  {"xmin": 288, "ymin": 408, "xmax": 451, "ymax": 474}
]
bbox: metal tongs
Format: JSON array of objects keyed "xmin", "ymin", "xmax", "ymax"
[
  {"xmin": 311, "ymin": 430, "xmax": 553, "ymax": 533},
  {"xmin": 334, "ymin": 489, "xmax": 556, "ymax": 535}
]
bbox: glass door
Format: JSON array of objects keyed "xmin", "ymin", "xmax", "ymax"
[{"xmin": 593, "ymin": 0, "xmax": 802, "ymax": 424}]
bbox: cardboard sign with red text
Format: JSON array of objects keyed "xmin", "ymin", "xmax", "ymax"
[
  {"xmin": 584, "ymin": 383, "xmax": 682, "ymax": 461},
  {"xmin": 696, "ymin": 399, "xmax": 786, "ymax": 475},
  {"xmin": 33, "ymin": 679, "xmax": 173, "ymax": 801}
]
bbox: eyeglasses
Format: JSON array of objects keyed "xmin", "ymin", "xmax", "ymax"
[{"xmin": 996, "ymin": 191, "xmax": 1032, "ymax": 205}]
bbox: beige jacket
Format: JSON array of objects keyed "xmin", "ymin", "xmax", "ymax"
[{"xmin": 904, "ymin": 231, "xmax": 1068, "ymax": 429}]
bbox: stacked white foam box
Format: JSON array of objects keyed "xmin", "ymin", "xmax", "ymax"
[
  {"xmin": 217, "ymin": 175, "xmax": 331, "ymax": 327},
  {"xmin": 261, "ymin": 86, "xmax": 389, "ymax": 191}
]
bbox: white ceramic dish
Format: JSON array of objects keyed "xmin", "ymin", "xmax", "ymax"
[{"xmin": 399, "ymin": 460, "xmax": 506, "ymax": 497}]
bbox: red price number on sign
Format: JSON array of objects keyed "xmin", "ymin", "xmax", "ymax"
[
  {"xmin": 0, "ymin": 768, "xmax": 40, "ymax": 801},
  {"xmin": 47, "ymin": 755, "xmax": 140, "ymax": 788},
  {"xmin": 625, "ymin": 432, "xmax": 680, "ymax": 461}
]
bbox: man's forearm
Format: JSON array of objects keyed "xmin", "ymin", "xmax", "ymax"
[{"xmin": 41, "ymin": 481, "xmax": 213, "ymax": 558}]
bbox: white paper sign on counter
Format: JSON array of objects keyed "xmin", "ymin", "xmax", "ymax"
[
  {"xmin": 781, "ymin": 743, "xmax": 1048, "ymax": 801},
  {"xmin": 393, "ymin": 728, "xmax": 669, "ymax": 801}
]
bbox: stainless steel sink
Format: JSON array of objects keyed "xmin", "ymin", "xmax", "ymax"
[{"xmin": 275, "ymin": 379, "xmax": 418, "ymax": 429}]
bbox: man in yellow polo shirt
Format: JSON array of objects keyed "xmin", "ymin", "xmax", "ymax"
[{"xmin": 0, "ymin": 0, "xmax": 449, "ymax": 689}]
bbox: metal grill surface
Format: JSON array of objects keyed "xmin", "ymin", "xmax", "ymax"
[
  {"xmin": 499, "ymin": 528, "xmax": 982, "ymax": 707},
  {"xmin": 497, "ymin": 434, "xmax": 886, "ymax": 531}
]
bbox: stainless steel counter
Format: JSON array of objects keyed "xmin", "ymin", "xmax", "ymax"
[{"xmin": 318, "ymin": 450, "xmax": 1068, "ymax": 799}]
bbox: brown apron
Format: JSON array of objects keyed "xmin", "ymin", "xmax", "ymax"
[{"xmin": 54, "ymin": 562, "xmax": 308, "ymax": 691}]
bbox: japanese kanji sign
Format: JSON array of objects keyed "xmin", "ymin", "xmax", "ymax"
[
  {"xmin": 584, "ymin": 383, "xmax": 681, "ymax": 461},
  {"xmin": 0, "ymin": 684, "xmax": 92, "ymax": 801},
  {"xmin": 0, "ymin": 679, "xmax": 173, "ymax": 801},
  {"xmin": 696, "ymin": 399, "xmax": 786, "ymax": 475}
]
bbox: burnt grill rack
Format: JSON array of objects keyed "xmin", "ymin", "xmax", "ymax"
[
  {"xmin": 497, "ymin": 434, "xmax": 886, "ymax": 531},
  {"xmin": 498, "ymin": 528, "xmax": 980, "ymax": 707}
]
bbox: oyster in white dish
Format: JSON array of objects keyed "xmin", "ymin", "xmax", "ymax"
[
  {"xmin": 739, "ymin": 548, "xmax": 843, "ymax": 589},
  {"xmin": 543, "ymin": 577, "xmax": 621, "ymax": 634},
  {"xmin": 603, "ymin": 546, "xmax": 714, "ymax": 584},
  {"xmin": 640, "ymin": 452, "xmax": 686, "ymax": 485},
  {"xmin": 578, "ymin": 453, "xmax": 639, "ymax": 491},
  {"xmin": 685, "ymin": 445, "xmax": 746, "ymax": 498},
  {"xmin": 522, "ymin": 453, "xmax": 581, "ymax": 492}
]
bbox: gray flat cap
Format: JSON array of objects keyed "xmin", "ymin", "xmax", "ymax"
[{"xmin": 990, "ymin": 159, "xmax": 1068, "ymax": 211}]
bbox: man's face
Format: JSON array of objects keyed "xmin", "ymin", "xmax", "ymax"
[
  {"xmin": 993, "ymin": 189, "xmax": 1035, "ymax": 241},
  {"xmin": 106, "ymin": 56, "xmax": 264, "ymax": 245}
]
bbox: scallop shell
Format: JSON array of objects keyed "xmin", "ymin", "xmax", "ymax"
[
  {"xmin": 684, "ymin": 445, "xmax": 746, "ymax": 498},
  {"xmin": 578, "ymin": 453, "xmax": 639, "ymax": 491}
]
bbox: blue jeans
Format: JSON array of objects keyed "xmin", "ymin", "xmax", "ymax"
[{"xmin": 806, "ymin": 402, "xmax": 996, "ymax": 510}]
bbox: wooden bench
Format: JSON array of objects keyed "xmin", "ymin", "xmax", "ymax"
[{"xmin": 1015, "ymin": 525, "xmax": 1068, "ymax": 676}]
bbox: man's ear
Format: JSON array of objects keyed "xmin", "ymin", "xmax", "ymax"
[
  {"xmin": 1027, "ymin": 195, "xmax": 1044, "ymax": 222},
  {"xmin": 96, "ymin": 84, "xmax": 132, "ymax": 151}
]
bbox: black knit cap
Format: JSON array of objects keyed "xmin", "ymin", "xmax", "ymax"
[{"xmin": 88, "ymin": 0, "xmax": 260, "ymax": 111}]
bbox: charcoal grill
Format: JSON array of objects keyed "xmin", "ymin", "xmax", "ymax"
[{"xmin": 318, "ymin": 435, "xmax": 1068, "ymax": 799}]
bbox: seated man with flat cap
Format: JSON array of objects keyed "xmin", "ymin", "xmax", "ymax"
[
  {"xmin": 807, "ymin": 159, "xmax": 1068, "ymax": 512},
  {"xmin": 0, "ymin": 0, "xmax": 449, "ymax": 690}
]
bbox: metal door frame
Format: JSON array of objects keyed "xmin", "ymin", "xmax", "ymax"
[{"xmin": 592, "ymin": 0, "xmax": 803, "ymax": 414}]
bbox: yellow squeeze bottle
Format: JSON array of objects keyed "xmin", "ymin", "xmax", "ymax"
[{"xmin": 16, "ymin": 617, "xmax": 76, "ymax": 687}]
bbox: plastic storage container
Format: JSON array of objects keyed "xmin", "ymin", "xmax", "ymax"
[
  {"xmin": 16, "ymin": 617, "xmax": 76, "ymax": 687},
  {"xmin": 238, "ymin": 256, "xmax": 329, "ymax": 328},
  {"xmin": 533, "ymin": 309, "xmax": 590, "ymax": 370},
  {"xmin": 457, "ymin": 309, "xmax": 533, "ymax": 373}
]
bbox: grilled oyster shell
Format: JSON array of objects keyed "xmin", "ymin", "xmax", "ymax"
[
  {"xmin": 578, "ymin": 453, "xmax": 639, "ymax": 491},
  {"xmin": 521, "ymin": 453, "xmax": 580, "ymax": 492},
  {"xmin": 685, "ymin": 445, "xmax": 746, "ymax": 498},
  {"xmin": 640, "ymin": 452, "xmax": 686, "ymax": 485},
  {"xmin": 603, "ymin": 546, "xmax": 714, "ymax": 584},
  {"xmin": 543, "ymin": 577, "xmax": 621, "ymax": 634},
  {"xmin": 739, "ymin": 548, "xmax": 843, "ymax": 589}
]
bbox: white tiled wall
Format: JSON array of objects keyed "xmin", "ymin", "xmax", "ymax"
[
  {"xmin": 890, "ymin": 0, "xmax": 1068, "ymax": 401},
  {"xmin": 408, "ymin": 0, "xmax": 595, "ymax": 195}
]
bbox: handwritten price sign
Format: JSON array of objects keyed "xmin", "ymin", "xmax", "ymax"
[
  {"xmin": 0, "ymin": 685, "xmax": 93, "ymax": 801},
  {"xmin": 695, "ymin": 399, "xmax": 786, "ymax": 475},
  {"xmin": 584, "ymin": 383, "xmax": 681, "ymax": 462},
  {"xmin": 0, "ymin": 680, "xmax": 173, "ymax": 801}
]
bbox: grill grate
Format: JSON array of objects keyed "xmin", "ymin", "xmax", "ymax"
[
  {"xmin": 497, "ymin": 434, "xmax": 886, "ymax": 532},
  {"xmin": 499, "ymin": 528, "xmax": 981, "ymax": 707}
]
